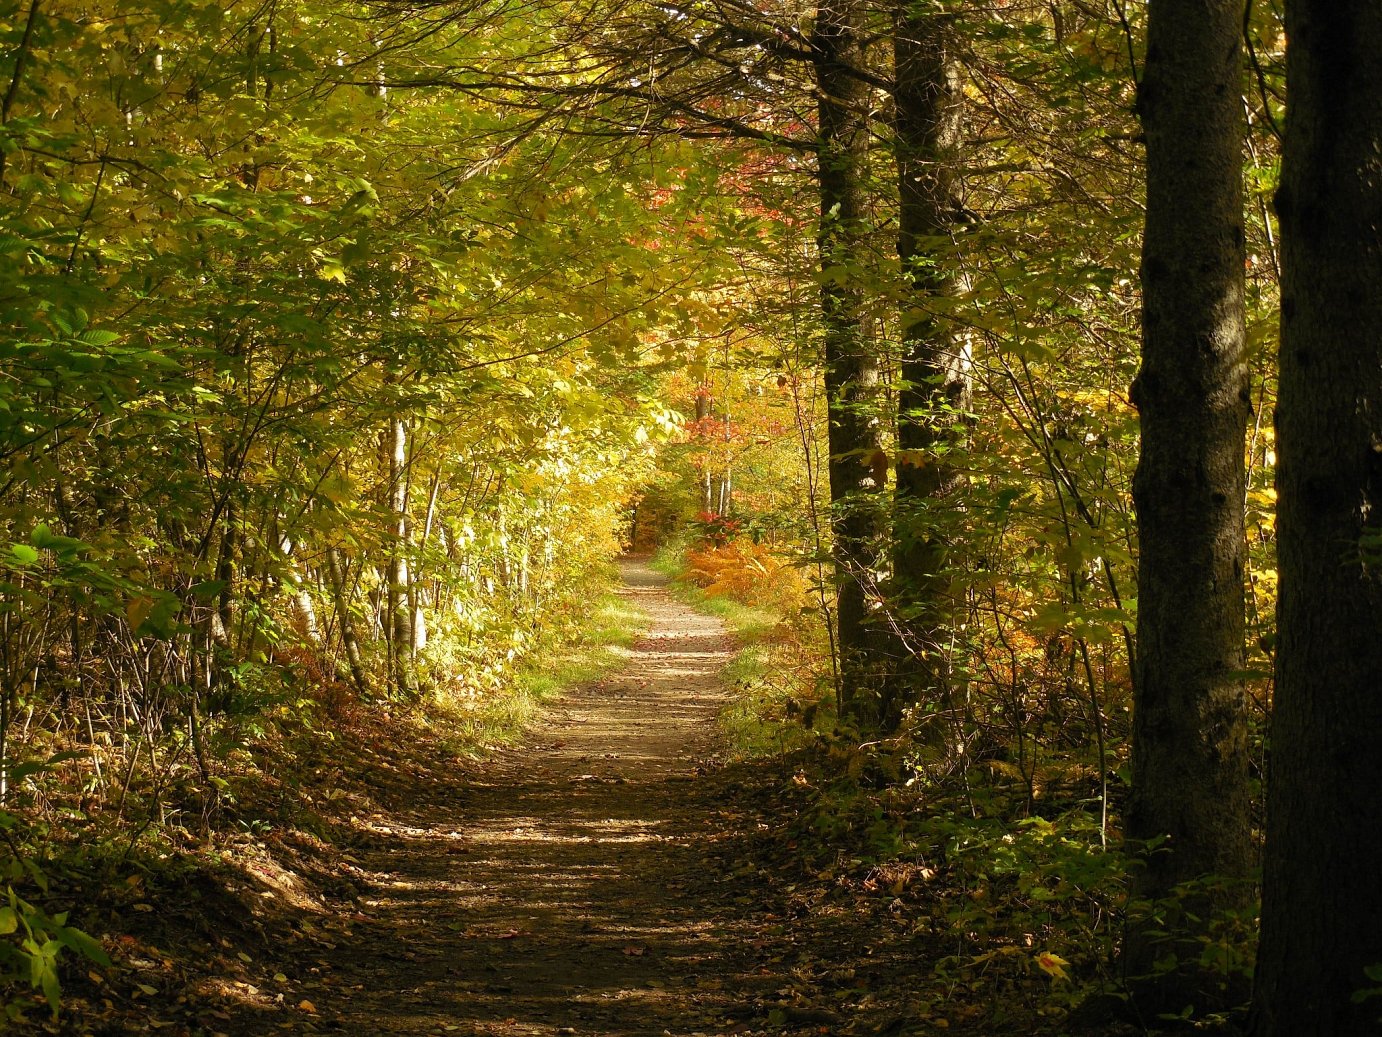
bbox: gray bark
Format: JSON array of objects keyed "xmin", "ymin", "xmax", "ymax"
[
  {"xmin": 326, "ymin": 547, "xmax": 368, "ymax": 696},
  {"xmin": 384, "ymin": 418, "xmax": 413, "ymax": 693},
  {"xmin": 695, "ymin": 387, "xmax": 714, "ymax": 513}
]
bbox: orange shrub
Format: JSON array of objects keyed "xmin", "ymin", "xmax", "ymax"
[{"xmin": 682, "ymin": 541, "xmax": 805, "ymax": 608}]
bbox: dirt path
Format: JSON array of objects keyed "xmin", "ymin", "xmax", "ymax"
[
  {"xmin": 264, "ymin": 560, "xmax": 772, "ymax": 1036},
  {"xmin": 54, "ymin": 562, "xmax": 1065, "ymax": 1037}
]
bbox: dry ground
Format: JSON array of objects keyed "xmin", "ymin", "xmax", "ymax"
[{"xmin": 48, "ymin": 561, "xmax": 1045, "ymax": 1037}]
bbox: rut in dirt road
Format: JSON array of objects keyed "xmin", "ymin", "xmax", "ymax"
[{"xmin": 289, "ymin": 560, "xmax": 769, "ymax": 1037}]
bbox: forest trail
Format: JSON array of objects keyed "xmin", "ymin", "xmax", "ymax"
[
  {"xmin": 54, "ymin": 565, "xmax": 1036, "ymax": 1036},
  {"xmin": 219, "ymin": 559, "xmax": 804, "ymax": 1037}
]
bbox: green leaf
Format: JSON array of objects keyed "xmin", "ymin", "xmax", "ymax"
[
  {"xmin": 186, "ymin": 579, "xmax": 228, "ymax": 599},
  {"xmin": 56, "ymin": 925, "xmax": 112, "ymax": 968},
  {"xmin": 36, "ymin": 944, "xmax": 61, "ymax": 1011},
  {"xmin": 318, "ymin": 258, "xmax": 347, "ymax": 283}
]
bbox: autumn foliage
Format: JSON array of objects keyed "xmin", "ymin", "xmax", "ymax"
[{"xmin": 683, "ymin": 540, "xmax": 804, "ymax": 610}]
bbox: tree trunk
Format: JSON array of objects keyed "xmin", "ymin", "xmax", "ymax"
[
  {"xmin": 412, "ymin": 470, "xmax": 442, "ymax": 655},
  {"xmin": 1252, "ymin": 6, "xmax": 1382, "ymax": 1033},
  {"xmin": 212, "ymin": 501, "xmax": 237, "ymax": 648},
  {"xmin": 292, "ymin": 578, "xmax": 319, "ymax": 643},
  {"xmin": 884, "ymin": 2, "xmax": 968, "ymax": 732},
  {"xmin": 1125, "ymin": 0, "xmax": 1253, "ymax": 1013},
  {"xmin": 695, "ymin": 386, "xmax": 714, "ymax": 513},
  {"xmin": 384, "ymin": 418, "xmax": 413, "ymax": 694},
  {"xmin": 326, "ymin": 547, "xmax": 368, "ymax": 696},
  {"xmin": 812, "ymin": 0, "xmax": 886, "ymax": 721}
]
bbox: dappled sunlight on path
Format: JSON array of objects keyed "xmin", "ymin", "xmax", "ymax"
[{"xmin": 226, "ymin": 559, "xmax": 785, "ymax": 1037}]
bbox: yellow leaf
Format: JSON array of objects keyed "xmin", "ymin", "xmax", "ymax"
[
  {"xmin": 126, "ymin": 596, "xmax": 154, "ymax": 631},
  {"xmin": 318, "ymin": 259, "xmax": 347, "ymax": 284},
  {"xmin": 1034, "ymin": 951, "xmax": 1070, "ymax": 981}
]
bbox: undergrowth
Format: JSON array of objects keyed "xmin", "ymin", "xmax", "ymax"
[
  {"xmin": 651, "ymin": 541, "xmax": 831, "ymax": 760},
  {"xmin": 429, "ymin": 586, "xmax": 648, "ymax": 754},
  {"xmin": 0, "ymin": 564, "xmax": 645, "ymax": 1024},
  {"xmin": 655, "ymin": 533, "xmax": 1252, "ymax": 1032}
]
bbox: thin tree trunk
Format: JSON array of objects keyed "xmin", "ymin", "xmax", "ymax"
[
  {"xmin": 384, "ymin": 418, "xmax": 413, "ymax": 693},
  {"xmin": 1125, "ymin": 0, "xmax": 1253, "ymax": 1013},
  {"xmin": 407, "ymin": 518, "xmax": 426, "ymax": 655},
  {"xmin": 695, "ymin": 386, "xmax": 714, "ymax": 513},
  {"xmin": 0, "ymin": 0, "xmax": 41, "ymax": 189},
  {"xmin": 812, "ymin": 0, "xmax": 886, "ymax": 721},
  {"xmin": 326, "ymin": 547, "xmax": 368, "ymax": 696},
  {"xmin": 281, "ymin": 539, "xmax": 319, "ymax": 643},
  {"xmin": 718, "ymin": 363, "xmax": 734, "ymax": 517},
  {"xmin": 885, "ymin": 2, "xmax": 968, "ymax": 732},
  {"xmin": 1252, "ymin": 6, "xmax": 1382, "ymax": 1033},
  {"xmin": 213, "ymin": 501, "xmax": 237, "ymax": 648},
  {"xmin": 412, "ymin": 471, "xmax": 441, "ymax": 655}
]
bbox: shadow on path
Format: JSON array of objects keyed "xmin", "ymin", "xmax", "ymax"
[{"xmin": 233, "ymin": 560, "xmax": 787, "ymax": 1037}]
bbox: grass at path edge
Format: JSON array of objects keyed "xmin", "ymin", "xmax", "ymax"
[
  {"xmin": 433, "ymin": 572, "xmax": 650, "ymax": 753},
  {"xmin": 648, "ymin": 544, "xmax": 820, "ymax": 759}
]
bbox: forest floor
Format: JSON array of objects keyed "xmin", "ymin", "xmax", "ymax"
[{"xmin": 47, "ymin": 560, "xmax": 1085, "ymax": 1037}]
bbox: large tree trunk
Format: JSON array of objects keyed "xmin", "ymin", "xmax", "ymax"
[
  {"xmin": 1252, "ymin": 7, "xmax": 1382, "ymax": 1033},
  {"xmin": 812, "ymin": 0, "xmax": 886, "ymax": 721},
  {"xmin": 884, "ymin": 1, "xmax": 968, "ymax": 732},
  {"xmin": 1124, "ymin": 0, "xmax": 1253, "ymax": 1014}
]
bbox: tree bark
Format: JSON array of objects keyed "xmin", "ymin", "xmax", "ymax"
[
  {"xmin": 812, "ymin": 0, "xmax": 886, "ymax": 721},
  {"xmin": 384, "ymin": 417, "xmax": 413, "ymax": 694},
  {"xmin": 695, "ymin": 385, "xmax": 714, "ymax": 513},
  {"xmin": 326, "ymin": 546, "xmax": 368, "ymax": 696},
  {"xmin": 1125, "ymin": 0, "xmax": 1253, "ymax": 1013},
  {"xmin": 1252, "ymin": 6, "xmax": 1382, "ymax": 1033},
  {"xmin": 884, "ymin": 1, "xmax": 968, "ymax": 732}
]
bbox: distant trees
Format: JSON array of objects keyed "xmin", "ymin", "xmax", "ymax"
[
  {"xmin": 1252, "ymin": 3, "xmax": 1382, "ymax": 1033},
  {"xmin": 496, "ymin": 3, "xmax": 1138, "ymax": 746}
]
